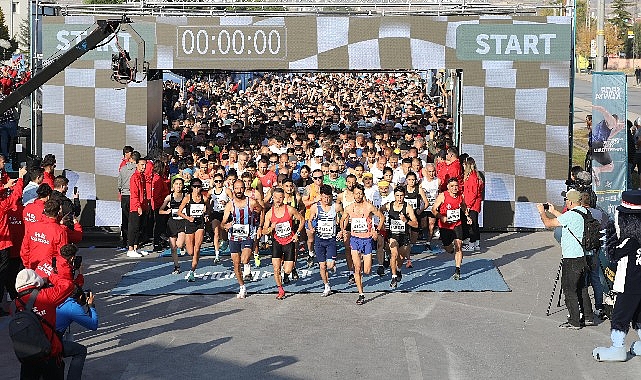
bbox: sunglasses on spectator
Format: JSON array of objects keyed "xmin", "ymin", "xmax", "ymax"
[
  {"xmin": 192, "ymin": 184, "xmax": 202, "ymax": 188},
  {"xmin": 330, "ymin": 170, "xmax": 340, "ymax": 174},
  {"xmin": 214, "ymin": 180, "xmax": 223, "ymax": 183},
  {"xmin": 269, "ymin": 160, "xmax": 278, "ymax": 164},
  {"xmin": 313, "ymin": 176, "xmax": 323, "ymax": 180}
]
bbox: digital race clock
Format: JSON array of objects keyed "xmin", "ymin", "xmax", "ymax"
[{"xmin": 177, "ymin": 26, "xmax": 287, "ymax": 60}]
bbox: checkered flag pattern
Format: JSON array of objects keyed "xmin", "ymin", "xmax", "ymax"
[{"xmin": 43, "ymin": 15, "xmax": 571, "ymax": 229}]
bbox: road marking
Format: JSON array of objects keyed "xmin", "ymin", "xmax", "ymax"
[{"xmin": 403, "ymin": 336, "xmax": 423, "ymax": 380}]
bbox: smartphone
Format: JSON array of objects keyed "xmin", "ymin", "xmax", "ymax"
[
  {"xmin": 543, "ymin": 203, "xmax": 550, "ymax": 211},
  {"xmin": 73, "ymin": 255, "xmax": 83, "ymax": 270},
  {"xmin": 73, "ymin": 186, "xmax": 78, "ymax": 194}
]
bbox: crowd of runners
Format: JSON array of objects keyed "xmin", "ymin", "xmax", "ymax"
[{"xmin": 118, "ymin": 71, "xmax": 484, "ymax": 304}]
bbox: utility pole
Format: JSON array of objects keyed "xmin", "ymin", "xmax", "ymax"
[{"xmin": 595, "ymin": 0, "xmax": 604, "ymax": 71}]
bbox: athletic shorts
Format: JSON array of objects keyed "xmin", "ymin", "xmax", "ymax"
[
  {"xmin": 388, "ymin": 233, "xmax": 410, "ymax": 247},
  {"xmin": 167, "ymin": 218, "xmax": 186, "ymax": 238},
  {"xmin": 440, "ymin": 225, "xmax": 464, "ymax": 247},
  {"xmin": 272, "ymin": 241, "xmax": 296, "ymax": 261},
  {"xmin": 229, "ymin": 238, "xmax": 254, "ymax": 253},
  {"xmin": 314, "ymin": 238, "xmax": 337, "ymax": 263},
  {"xmin": 185, "ymin": 219, "xmax": 205, "ymax": 234},
  {"xmin": 591, "ymin": 141, "xmax": 612, "ymax": 166},
  {"xmin": 350, "ymin": 236, "xmax": 373, "ymax": 255},
  {"xmin": 211, "ymin": 211, "xmax": 224, "ymax": 223}
]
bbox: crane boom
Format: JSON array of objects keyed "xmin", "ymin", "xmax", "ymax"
[{"xmin": 0, "ymin": 18, "xmax": 128, "ymax": 116}]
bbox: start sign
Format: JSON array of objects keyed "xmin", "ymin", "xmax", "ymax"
[{"xmin": 456, "ymin": 23, "xmax": 571, "ymax": 61}]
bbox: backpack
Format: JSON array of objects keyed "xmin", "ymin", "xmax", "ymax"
[
  {"xmin": 8, "ymin": 290, "xmax": 53, "ymax": 363},
  {"xmin": 569, "ymin": 208, "xmax": 602, "ymax": 251}
]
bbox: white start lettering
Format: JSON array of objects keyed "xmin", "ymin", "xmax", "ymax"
[
  {"xmin": 475, "ymin": 33, "xmax": 556, "ymax": 55},
  {"xmin": 636, "ymin": 248, "xmax": 641, "ymax": 266},
  {"xmin": 56, "ymin": 30, "xmax": 131, "ymax": 53}
]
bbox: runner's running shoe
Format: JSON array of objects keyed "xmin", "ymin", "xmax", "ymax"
[
  {"xmin": 172, "ymin": 265, "xmax": 181, "ymax": 275},
  {"xmin": 390, "ymin": 277, "xmax": 398, "ymax": 289},
  {"xmin": 187, "ymin": 270, "xmax": 195, "ymax": 282},
  {"xmin": 254, "ymin": 253, "xmax": 261, "ymax": 267},
  {"xmin": 277, "ymin": 287, "xmax": 286, "ymax": 300},
  {"xmin": 237, "ymin": 287, "xmax": 247, "ymax": 299},
  {"xmin": 376, "ymin": 266, "xmax": 385, "ymax": 276},
  {"xmin": 356, "ymin": 294, "xmax": 365, "ymax": 305}
]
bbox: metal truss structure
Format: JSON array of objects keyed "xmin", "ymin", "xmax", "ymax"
[{"xmin": 43, "ymin": 0, "xmax": 553, "ymax": 17}]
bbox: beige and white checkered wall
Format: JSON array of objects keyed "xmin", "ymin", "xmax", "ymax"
[{"xmin": 42, "ymin": 15, "xmax": 571, "ymax": 229}]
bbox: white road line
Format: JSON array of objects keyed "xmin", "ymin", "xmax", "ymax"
[{"xmin": 403, "ymin": 336, "xmax": 423, "ymax": 380}]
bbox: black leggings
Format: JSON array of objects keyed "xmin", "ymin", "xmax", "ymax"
[{"xmin": 467, "ymin": 210, "xmax": 480, "ymax": 242}]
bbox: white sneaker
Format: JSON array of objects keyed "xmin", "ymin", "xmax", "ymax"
[
  {"xmin": 322, "ymin": 286, "xmax": 331, "ymax": 297},
  {"xmin": 137, "ymin": 249, "xmax": 150, "ymax": 256},
  {"xmin": 433, "ymin": 229, "xmax": 440, "ymax": 239},
  {"xmin": 177, "ymin": 248, "xmax": 186, "ymax": 256},
  {"xmin": 237, "ymin": 287, "xmax": 247, "ymax": 299},
  {"xmin": 127, "ymin": 250, "xmax": 143, "ymax": 258},
  {"xmin": 474, "ymin": 242, "xmax": 481, "ymax": 252},
  {"xmin": 462, "ymin": 244, "xmax": 475, "ymax": 252}
]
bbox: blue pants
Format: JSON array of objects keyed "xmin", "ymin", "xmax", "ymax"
[
  {"xmin": 0, "ymin": 119, "xmax": 17, "ymax": 157},
  {"xmin": 63, "ymin": 340, "xmax": 87, "ymax": 380},
  {"xmin": 585, "ymin": 254, "xmax": 604, "ymax": 310}
]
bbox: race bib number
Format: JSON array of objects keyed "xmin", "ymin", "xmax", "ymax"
[
  {"xmin": 351, "ymin": 217, "xmax": 368, "ymax": 233},
  {"xmin": 231, "ymin": 223, "xmax": 250, "ymax": 239},
  {"xmin": 446, "ymin": 208, "xmax": 461, "ymax": 223},
  {"xmin": 190, "ymin": 203, "xmax": 205, "ymax": 217},
  {"xmin": 202, "ymin": 181, "xmax": 210, "ymax": 191},
  {"xmin": 171, "ymin": 208, "xmax": 180, "ymax": 219},
  {"xmin": 405, "ymin": 198, "xmax": 418, "ymax": 209},
  {"xmin": 275, "ymin": 221, "xmax": 292, "ymax": 238},
  {"xmin": 317, "ymin": 220, "xmax": 334, "ymax": 237},
  {"xmin": 427, "ymin": 190, "xmax": 437, "ymax": 202},
  {"xmin": 389, "ymin": 219, "xmax": 405, "ymax": 233},
  {"xmin": 298, "ymin": 186, "xmax": 306, "ymax": 195},
  {"xmin": 212, "ymin": 198, "xmax": 226, "ymax": 212}
]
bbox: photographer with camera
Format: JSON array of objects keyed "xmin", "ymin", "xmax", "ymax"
[
  {"xmin": 537, "ymin": 189, "xmax": 595, "ymax": 329},
  {"xmin": 54, "ymin": 245, "xmax": 98, "ymax": 380}
]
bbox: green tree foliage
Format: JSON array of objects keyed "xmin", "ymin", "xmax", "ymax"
[
  {"xmin": 0, "ymin": 8, "xmax": 18, "ymax": 60},
  {"xmin": 17, "ymin": 18, "xmax": 29, "ymax": 57},
  {"xmin": 609, "ymin": 0, "xmax": 632, "ymax": 42}
]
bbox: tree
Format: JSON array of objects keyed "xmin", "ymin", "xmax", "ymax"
[
  {"xmin": 609, "ymin": 0, "xmax": 632, "ymax": 42},
  {"xmin": 0, "ymin": 8, "xmax": 18, "ymax": 60},
  {"xmin": 17, "ymin": 18, "xmax": 29, "ymax": 57}
]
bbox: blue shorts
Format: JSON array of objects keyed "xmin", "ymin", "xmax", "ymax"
[
  {"xmin": 314, "ymin": 238, "xmax": 337, "ymax": 263},
  {"xmin": 350, "ymin": 236, "xmax": 373, "ymax": 255},
  {"xmin": 229, "ymin": 238, "xmax": 253, "ymax": 253}
]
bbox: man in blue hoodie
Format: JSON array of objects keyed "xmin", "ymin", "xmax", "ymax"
[{"xmin": 55, "ymin": 286, "xmax": 99, "ymax": 380}]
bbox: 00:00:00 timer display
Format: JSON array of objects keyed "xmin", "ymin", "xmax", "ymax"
[{"xmin": 177, "ymin": 27, "xmax": 287, "ymax": 59}]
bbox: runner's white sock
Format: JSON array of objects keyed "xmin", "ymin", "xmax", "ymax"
[
  {"xmin": 243, "ymin": 263, "xmax": 251, "ymax": 274},
  {"xmin": 392, "ymin": 274, "xmax": 397, "ymax": 278}
]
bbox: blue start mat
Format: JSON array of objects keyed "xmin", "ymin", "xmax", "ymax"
[
  {"xmin": 111, "ymin": 255, "xmax": 510, "ymax": 295},
  {"xmin": 158, "ymin": 242, "xmax": 430, "ymax": 257}
]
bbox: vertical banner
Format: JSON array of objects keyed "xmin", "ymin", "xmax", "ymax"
[{"xmin": 591, "ymin": 72, "xmax": 628, "ymax": 217}]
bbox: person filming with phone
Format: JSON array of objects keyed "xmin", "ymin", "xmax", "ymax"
[
  {"xmin": 54, "ymin": 245, "xmax": 98, "ymax": 380},
  {"xmin": 51, "ymin": 175, "xmax": 82, "ymax": 239}
]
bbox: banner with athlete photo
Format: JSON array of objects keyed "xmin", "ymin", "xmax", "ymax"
[{"xmin": 591, "ymin": 72, "xmax": 628, "ymax": 217}]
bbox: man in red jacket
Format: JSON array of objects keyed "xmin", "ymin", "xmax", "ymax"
[
  {"xmin": 0, "ymin": 168, "xmax": 25, "ymax": 310},
  {"xmin": 14, "ymin": 268, "xmax": 74, "ymax": 379},
  {"xmin": 437, "ymin": 147, "xmax": 462, "ymax": 193},
  {"xmin": 41, "ymin": 154, "xmax": 56, "ymax": 190},
  {"xmin": 127, "ymin": 157, "xmax": 151, "ymax": 258},
  {"xmin": 23, "ymin": 184, "xmax": 52, "ymax": 229},
  {"xmin": 21, "ymin": 199, "xmax": 82, "ymax": 270}
]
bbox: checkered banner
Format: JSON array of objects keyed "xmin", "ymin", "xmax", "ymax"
[{"xmin": 41, "ymin": 15, "xmax": 571, "ymax": 229}]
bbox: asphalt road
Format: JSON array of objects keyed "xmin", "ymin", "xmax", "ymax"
[{"xmin": 2, "ymin": 232, "xmax": 641, "ymax": 379}]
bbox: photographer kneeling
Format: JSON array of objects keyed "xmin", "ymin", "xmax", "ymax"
[{"xmin": 55, "ymin": 245, "xmax": 99, "ymax": 380}]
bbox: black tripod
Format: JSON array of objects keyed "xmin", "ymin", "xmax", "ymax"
[{"xmin": 546, "ymin": 259, "xmax": 564, "ymax": 316}]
